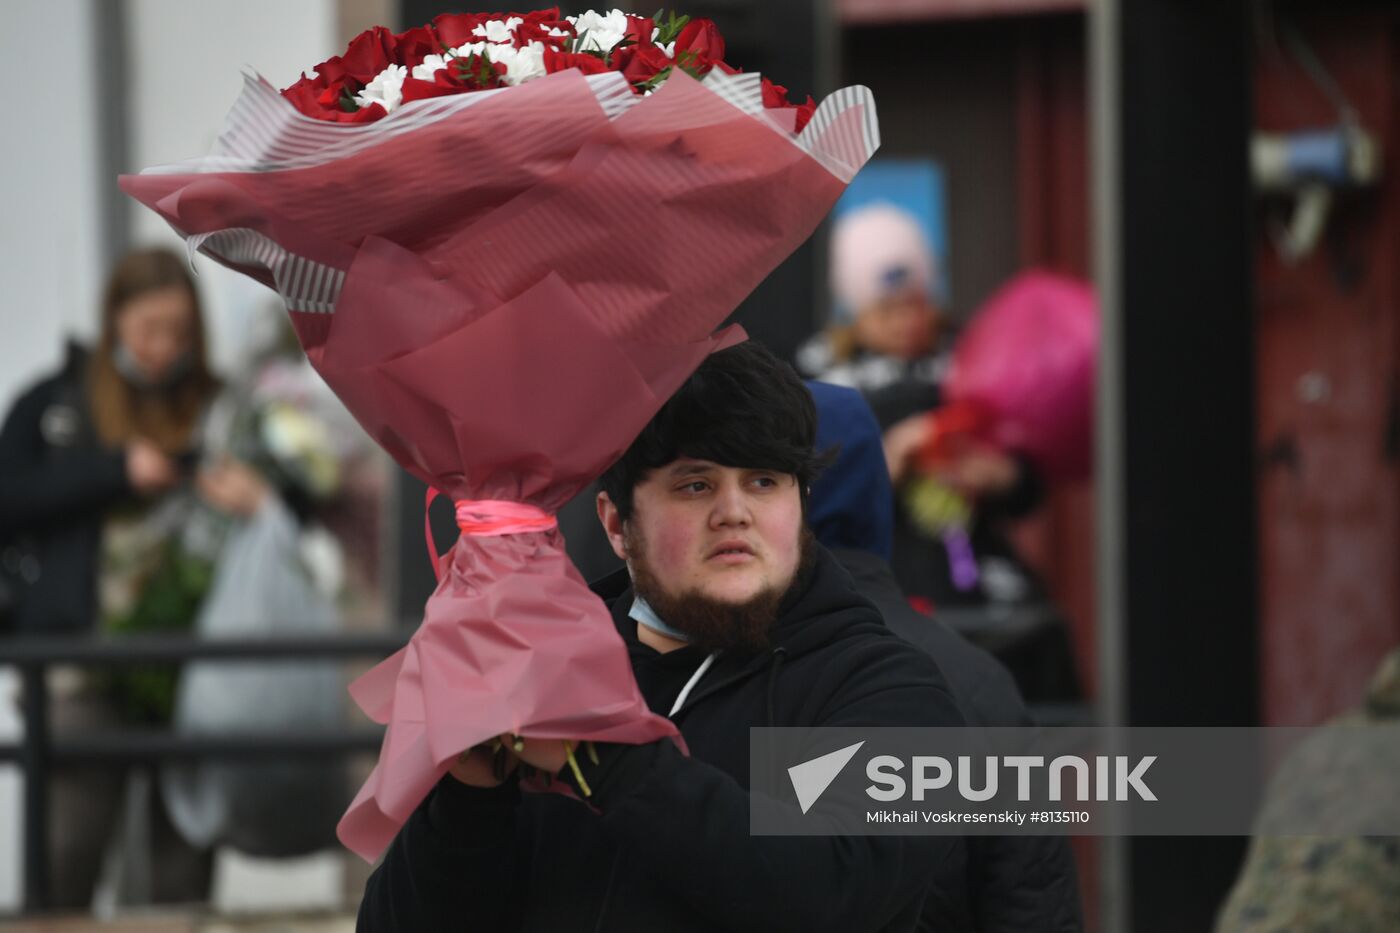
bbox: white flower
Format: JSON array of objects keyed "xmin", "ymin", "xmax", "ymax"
[
  {"xmin": 354, "ymin": 64, "xmax": 407, "ymax": 113},
  {"xmin": 568, "ymin": 9, "xmax": 628, "ymax": 53},
  {"xmin": 488, "ymin": 44, "xmax": 517, "ymax": 69},
  {"xmin": 451, "ymin": 41, "xmax": 489, "ymax": 59},
  {"xmin": 546, "ymin": 26, "xmax": 571, "ymax": 39},
  {"xmin": 411, "ymin": 53, "xmax": 447, "ymax": 82},
  {"xmin": 472, "ymin": 16, "xmax": 523, "ymax": 44},
  {"xmin": 647, "ymin": 24, "xmax": 674, "ymax": 57},
  {"xmin": 261, "ymin": 403, "xmax": 341, "ymax": 497},
  {"xmin": 502, "ymin": 42, "xmax": 548, "ymax": 86}
]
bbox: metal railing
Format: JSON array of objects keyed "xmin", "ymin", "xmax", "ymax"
[
  {"xmin": 0, "ymin": 631, "xmax": 407, "ymax": 914},
  {"xmin": 0, "ymin": 630, "xmax": 1094, "ymax": 916}
]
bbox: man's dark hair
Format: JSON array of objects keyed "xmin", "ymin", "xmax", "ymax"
[{"xmin": 599, "ymin": 340, "xmax": 828, "ymax": 522}]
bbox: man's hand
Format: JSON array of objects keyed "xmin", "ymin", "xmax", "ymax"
[
  {"xmin": 448, "ymin": 735, "xmax": 572, "ymax": 787},
  {"xmin": 449, "ymin": 745, "xmax": 515, "ymax": 788}
]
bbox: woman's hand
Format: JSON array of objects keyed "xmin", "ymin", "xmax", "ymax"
[
  {"xmin": 882, "ymin": 413, "xmax": 934, "ymax": 485},
  {"xmin": 885, "ymin": 414, "xmax": 1020, "ymax": 500},
  {"xmin": 125, "ymin": 439, "xmax": 180, "ymax": 496},
  {"xmin": 931, "ymin": 441, "xmax": 1020, "ymax": 500},
  {"xmin": 197, "ymin": 457, "xmax": 270, "ymax": 517}
]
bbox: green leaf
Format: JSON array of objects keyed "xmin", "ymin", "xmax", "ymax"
[
  {"xmin": 654, "ymin": 10, "xmax": 691, "ymax": 47},
  {"xmin": 633, "ymin": 64, "xmax": 674, "ymax": 95},
  {"xmin": 674, "ymin": 49, "xmax": 707, "ymax": 80}
]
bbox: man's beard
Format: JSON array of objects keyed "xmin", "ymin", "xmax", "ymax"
[{"xmin": 626, "ymin": 525, "xmax": 817, "ymax": 655}]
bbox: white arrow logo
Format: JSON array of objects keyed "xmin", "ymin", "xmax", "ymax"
[{"xmin": 788, "ymin": 741, "xmax": 865, "ymax": 814}]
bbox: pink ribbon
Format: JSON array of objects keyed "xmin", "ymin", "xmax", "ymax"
[{"xmin": 424, "ymin": 488, "xmax": 558, "ymax": 581}]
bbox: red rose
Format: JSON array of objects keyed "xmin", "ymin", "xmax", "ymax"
[
  {"xmin": 282, "ymin": 70, "xmax": 381, "ymax": 122},
  {"xmin": 674, "ymin": 18, "xmax": 725, "ymax": 72},
  {"xmin": 282, "ymin": 72, "xmax": 329, "ymax": 116},
  {"xmin": 795, "ymin": 97, "xmax": 817, "ymax": 133},
  {"xmin": 623, "ymin": 15, "xmax": 657, "ymax": 48},
  {"xmin": 760, "ymin": 77, "xmax": 817, "ymax": 133},
  {"xmin": 760, "ymin": 76, "xmax": 790, "ymax": 109},
  {"xmin": 543, "ymin": 47, "xmax": 612, "ymax": 77},
  {"xmin": 515, "ymin": 20, "xmax": 572, "ymax": 48},
  {"xmin": 336, "ymin": 101, "xmax": 388, "ymax": 124},
  {"xmin": 792, "ymin": 96, "xmax": 817, "ymax": 132},
  {"xmin": 433, "ymin": 12, "xmax": 489, "ymax": 49},
  {"xmin": 296, "ymin": 89, "xmax": 386, "ymax": 123},
  {"xmin": 618, "ymin": 43, "xmax": 672, "ymax": 86},
  {"xmin": 514, "ymin": 7, "xmax": 570, "ymax": 47},
  {"xmin": 400, "ymin": 76, "xmax": 456, "ymax": 105},
  {"xmin": 445, "ymin": 52, "xmax": 510, "ymax": 90},
  {"xmin": 338, "ymin": 25, "xmax": 398, "ymax": 83},
  {"xmin": 395, "ymin": 25, "xmax": 441, "ymax": 65}
]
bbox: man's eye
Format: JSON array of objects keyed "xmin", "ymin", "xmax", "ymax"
[
  {"xmin": 752, "ymin": 475, "xmax": 778, "ymax": 488},
  {"xmin": 678, "ymin": 481, "xmax": 709, "ymax": 494}
]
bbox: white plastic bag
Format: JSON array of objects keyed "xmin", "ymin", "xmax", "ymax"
[{"xmin": 161, "ymin": 498, "xmax": 346, "ymax": 856}]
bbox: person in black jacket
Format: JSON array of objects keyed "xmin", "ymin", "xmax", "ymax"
[
  {"xmin": 807, "ymin": 379, "xmax": 1083, "ymax": 932},
  {"xmin": 358, "ymin": 340, "xmax": 966, "ymax": 932},
  {"xmin": 0, "ymin": 247, "xmax": 268, "ymax": 907}
]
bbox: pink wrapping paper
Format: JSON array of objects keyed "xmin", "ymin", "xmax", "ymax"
[
  {"xmin": 122, "ymin": 66, "xmax": 878, "ymax": 861},
  {"xmin": 945, "ymin": 270, "xmax": 1098, "ymax": 482}
]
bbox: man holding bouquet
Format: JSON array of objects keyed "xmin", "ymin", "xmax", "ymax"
[{"xmin": 358, "ymin": 341, "xmax": 965, "ymax": 932}]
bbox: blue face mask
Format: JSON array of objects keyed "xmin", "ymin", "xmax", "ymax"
[
  {"xmin": 630, "ymin": 594, "xmax": 692, "ymax": 643},
  {"xmin": 112, "ymin": 343, "xmax": 193, "ymax": 390}
]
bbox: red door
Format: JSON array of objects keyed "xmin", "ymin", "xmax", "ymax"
[{"xmin": 1254, "ymin": 14, "xmax": 1400, "ymax": 725}]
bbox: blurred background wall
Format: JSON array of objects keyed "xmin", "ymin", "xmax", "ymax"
[{"xmin": 0, "ymin": 0, "xmax": 356, "ymax": 914}]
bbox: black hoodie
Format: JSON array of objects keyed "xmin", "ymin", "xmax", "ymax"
[
  {"xmin": 358, "ymin": 545, "xmax": 965, "ymax": 932},
  {"xmin": 834, "ymin": 548, "xmax": 1084, "ymax": 932}
]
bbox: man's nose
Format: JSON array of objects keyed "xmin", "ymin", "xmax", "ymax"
[{"xmin": 709, "ymin": 481, "xmax": 751, "ymax": 527}]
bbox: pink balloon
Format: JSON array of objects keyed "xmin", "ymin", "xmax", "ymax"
[{"xmin": 945, "ymin": 270, "xmax": 1098, "ymax": 482}]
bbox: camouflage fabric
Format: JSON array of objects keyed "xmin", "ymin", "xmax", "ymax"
[{"xmin": 1215, "ymin": 649, "xmax": 1400, "ymax": 932}]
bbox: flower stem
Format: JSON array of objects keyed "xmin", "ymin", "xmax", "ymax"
[{"xmin": 562, "ymin": 740, "xmax": 592, "ymax": 798}]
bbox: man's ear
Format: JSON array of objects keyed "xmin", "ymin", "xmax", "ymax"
[{"xmin": 596, "ymin": 491, "xmax": 628, "ymax": 561}]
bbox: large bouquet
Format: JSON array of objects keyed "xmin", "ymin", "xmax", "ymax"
[{"xmin": 121, "ymin": 8, "xmax": 879, "ymax": 861}]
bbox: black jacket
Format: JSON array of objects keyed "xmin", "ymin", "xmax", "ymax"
[
  {"xmin": 358, "ymin": 545, "xmax": 966, "ymax": 932},
  {"xmin": 834, "ymin": 548, "xmax": 1084, "ymax": 933},
  {"xmin": 0, "ymin": 344, "xmax": 131, "ymax": 634}
]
